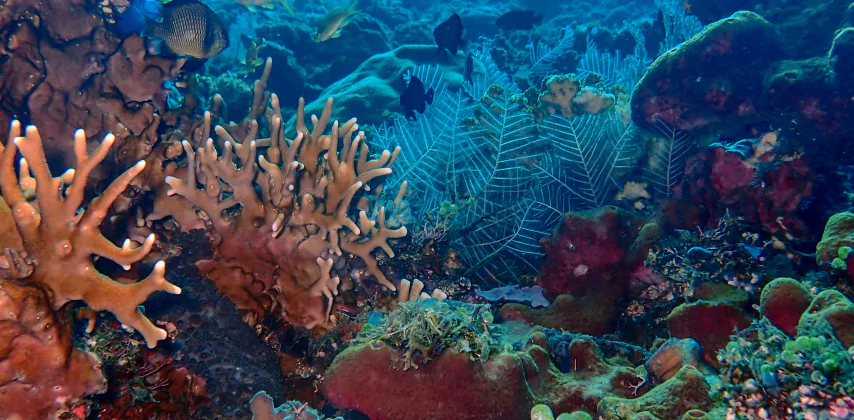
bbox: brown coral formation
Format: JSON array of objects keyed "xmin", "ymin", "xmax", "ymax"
[
  {"xmin": 160, "ymin": 93, "xmax": 406, "ymax": 330},
  {"xmin": 0, "ymin": 0, "xmax": 183, "ymax": 178},
  {"xmin": 0, "ymin": 122, "xmax": 180, "ymax": 417}
]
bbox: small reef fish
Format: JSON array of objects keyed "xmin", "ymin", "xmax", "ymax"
[
  {"xmin": 238, "ymin": 34, "xmax": 266, "ymax": 73},
  {"xmin": 433, "ymin": 13, "xmax": 464, "ymax": 60},
  {"xmin": 400, "ymin": 76, "xmax": 434, "ymax": 121},
  {"xmin": 147, "ymin": 0, "xmax": 230, "ymax": 59},
  {"xmin": 464, "ymin": 51, "xmax": 474, "ymax": 86},
  {"xmin": 235, "ymin": 0, "xmax": 294, "ymax": 14},
  {"xmin": 496, "ymin": 10, "xmax": 543, "ymax": 30},
  {"xmin": 315, "ymin": 0, "xmax": 359, "ymax": 42}
]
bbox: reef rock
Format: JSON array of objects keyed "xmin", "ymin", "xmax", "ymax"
[{"xmin": 632, "ymin": 11, "xmax": 854, "ymax": 157}]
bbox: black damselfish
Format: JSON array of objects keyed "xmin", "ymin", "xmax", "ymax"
[
  {"xmin": 400, "ymin": 76, "xmax": 435, "ymax": 121},
  {"xmin": 433, "ymin": 13, "xmax": 465, "ymax": 60}
]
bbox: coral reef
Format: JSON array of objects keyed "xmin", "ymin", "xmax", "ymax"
[
  {"xmin": 632, "ymin": 11, "xmax": 854, "ymax": 159},
  {"xmin": 161, "ymin": 95, "xmax": 406, "ymax": 329},
  {"xmin": 717, "ymin": 316, "xmax": 854, "ymax": 418},
  {"xmin": 0, "ymin": 122, "xmax": 179, "ymax": 417},
  {"xmin": 324, "ymin": 328, "xmax": 644, "ymax": 419},
  {"xmin": 2, "ymin": 0, "xmax": 854, "ymax": 417},
  {"xmin": 356, "ymin": 299, "xmax": 496, "ymax": 370},
  {"xmin": 0, "ymin": 0, "xmax": 182, "ymax": 174},
  {"xmin": 674, "ymin": 135, "xmax": 813, "ymax": 237}
]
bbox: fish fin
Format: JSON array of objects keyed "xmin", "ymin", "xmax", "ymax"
[
  {"xmin": 143, "ymin": 28, "xmax": 170, "ymax": 55},
  {"xmin": 405, "ymin": 108, "xmax": 416, "ymax": 121},
  {"xmin": 331, "ymin": 30, "xmax": 342, "ymax": 39},
  {"xmin": 181, "ymin": 58, "xmax": 208, "ymax": 73},
  {"xmin": 246, "ymin": 4, "xmax": 257, "ymax": 12},
  {"xmin": 261, "ymin": 3, "xmax": 274, "ymax": 9},
  {"xmin": 346, "ymin": 0, "xmax": 359, "ymax": 10},
  {"xmin": 240, "ymin": 34, "xmax": 256, "ymax": 49},
  {"xmin": 278, "ymin": 0, "xmax": 294, "ymax": 14},
  {"xmin": 425, "ymin": 88, "xmax": 434, "ymax": 105}
]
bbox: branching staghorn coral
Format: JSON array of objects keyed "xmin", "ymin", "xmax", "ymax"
[
  {"xmin": 0, "ymin": 121, "xmax": 181, "ymax": 348},
  {"xmin": 162, "ymin": 93, "xmax": 406, "ymax": 329}
]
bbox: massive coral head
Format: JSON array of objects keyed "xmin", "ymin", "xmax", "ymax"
[
  {"xmin": 0, "ymin": 121, "xmax": 181, "ymax": 348},
  {"xmin": 163, "ymin": 95, "xmax": 406, "ymax": 330}
]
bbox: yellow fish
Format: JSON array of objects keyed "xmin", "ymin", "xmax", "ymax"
[
  {"xmin": 315, "ymin": 0, "xmax": 358, "ymax": 42},
  {"xmin": 236, "ymin": 0, "xmax": 294, "ymax": 14}
]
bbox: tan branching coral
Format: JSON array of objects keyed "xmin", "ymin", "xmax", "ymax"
[
  {"xmin": 162, "ymin": 93, "xmax": 406, "ymax": 329},
  {"xmin": 0, "ymin": 121, "xmax": 181, "ymax": 348}
]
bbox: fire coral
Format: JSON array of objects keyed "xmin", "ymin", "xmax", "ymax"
[
  {"xmin": 0, "ymin": 122, "xmax": 181, "ymax": 418},
  {"xmin": 162, "ymin": 95, "xmax": 406, "ymax": 329}
]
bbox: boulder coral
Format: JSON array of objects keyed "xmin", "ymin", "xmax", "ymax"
[
  {"xmin": 816, "ymin": 212, "xmax": 854, "ymax": 277},
  {"xmin": 759, "ymin": 277, "xmax": 811, "ymax": 337},
  {"xmin": 324, "ymin": 331, "xmax": 644, "ymax": 420},
  {"xmin": 666, "ymin": 301, "xmax": 750, "ymax": 368}
]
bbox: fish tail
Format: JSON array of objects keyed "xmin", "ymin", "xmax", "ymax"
[
  {"xmin": 279, "ymin": 0, "xmax": 295, "ymax": 14},
  {"xmin": 425, "ymin": 88, "xmax": 434, "ymax": 105}
]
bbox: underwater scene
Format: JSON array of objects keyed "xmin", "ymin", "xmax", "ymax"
[{"xmin": 1, "ymin": 0, "xmax": 854, "ymax": 418}]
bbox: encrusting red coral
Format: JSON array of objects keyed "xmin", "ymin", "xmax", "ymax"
[
  {"xmin": 0, "ymin": 280, "xmax": 106, "ymax": 419},
  {"xmin": 159, "ymin": 91, "xmax": 406, "ymax": 330},
  {"xmin": 0, "ymin": 121, "xmax": 181, "ymax": 417}
]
